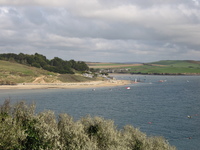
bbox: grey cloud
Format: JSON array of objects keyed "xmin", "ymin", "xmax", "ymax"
[
  {"xmin": 0, "ymin": 0, "xmax": 200, "ymax": 62},
  {"xmin": 22, "ymin": 7, "xmax": 47, "ymax": 25}
]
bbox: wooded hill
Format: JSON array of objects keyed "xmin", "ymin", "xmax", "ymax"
[
  {"xmin": 0, "ymin": 53, "xmax": 89, "ymax": 74},
  {"xmin": 0, "ymin": 60, "xmax": 98, "ymax": 85}
]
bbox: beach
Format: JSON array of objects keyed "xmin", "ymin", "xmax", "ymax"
[{"xmin": 0, "ymin": 80, "xmax": 131, "ymax": 90}]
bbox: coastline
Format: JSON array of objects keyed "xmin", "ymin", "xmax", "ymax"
[
  {"xmin": 110, "ymin": 73, "xmax": 200, "ymax": 76},
  {"xmin": 0, "ymin": 80, "xmax": 131, "ymax": 90}
]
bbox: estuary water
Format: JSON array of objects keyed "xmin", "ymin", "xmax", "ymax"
[{"xmin": 0, "ymin": 75, "xmax": 200, "ymax": 150}]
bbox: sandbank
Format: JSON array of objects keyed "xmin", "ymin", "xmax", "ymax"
[{"xmin": 0, "ymin": 80, "xmax": 131, "ymax": 90}]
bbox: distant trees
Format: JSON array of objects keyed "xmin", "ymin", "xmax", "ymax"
[{"xmin": 0, "ymin": 53, "xmax": 89, "ymax": 74}]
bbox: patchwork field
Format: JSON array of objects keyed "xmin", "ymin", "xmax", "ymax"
[{"xmin": 88, "ymin": 60, "xmax": 200, "ymax": 75}]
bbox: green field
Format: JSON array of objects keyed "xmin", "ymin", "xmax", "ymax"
[
  {"xmin": 88, "ymin": 60, "xmax": 200, "ymax": 75},
  {"xmin": 151, "ymin": 60, "xmax": 200, "ymax": 67},
  {"xmin": 130, "ymin": 65, "xmax": 200, "ymax": 74},
  {"xmin": 131, "ymin": 60, "xmax": 200, "ymax": 74}
]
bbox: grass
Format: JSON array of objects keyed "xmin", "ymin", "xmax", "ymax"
[
  {"xmin": 130, "ymin": 65, "xmax": 200, "ymax": 74},
  {"xmin": 0, "ymin": 60, "xmax": 97, "ymax": 84},
  {"xmin": 0, "ymin": 60, "xmax": 54, "ymax": 76},
  {"xmin": 0, "ymin": 100, "xmax": 176, "ymax": 150},
  {"xmin": 58, "ymin": 74, "xmax": 98, "ymax": 82},
  {"xmin": 0, "ymin": 60, "xmax": 56, "ymax": 83},
  {"xmin": 151, "ymin": 60, "xmax": 200, "ymax": 68},
  {"xmin": 88, "ymin": 60, "xmax": 200, "ymax": 75},
  {"xmin": 130, "ymin": 60, "xmax": 200, "ymax": 74}
]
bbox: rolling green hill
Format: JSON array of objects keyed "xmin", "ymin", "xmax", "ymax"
[
  {"xmin": 150, "ymin": 60, "xmax": 200, "ymax": 67},
  {"xmin": 88, "ymin": 60, "xmax": 200, "ymax": 75},
  {"xmin": 138, "ymin": 60, "xmax": 200, "ymax": 75},
  {"xmin": 0, "ymin": 60, "xmax": 96, "ymax": 84}
]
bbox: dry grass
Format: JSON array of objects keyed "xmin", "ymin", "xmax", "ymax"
[{"xmin": 0, "ymin": 60, "xmax": 98, "ymax": 84}]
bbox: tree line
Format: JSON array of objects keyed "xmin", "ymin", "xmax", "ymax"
[{"xmin": 0, "ymin": 53, "xmax": 89, "ymax": 74}]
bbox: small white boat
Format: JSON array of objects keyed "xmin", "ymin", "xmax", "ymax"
[{"xmin": 126, "ymin": 87, "xmax": 130, "ymax": 90}]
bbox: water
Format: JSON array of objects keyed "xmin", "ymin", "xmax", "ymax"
[{"xmin": 0, "ymin": 75, "xmax": 200, "ymax": 150}]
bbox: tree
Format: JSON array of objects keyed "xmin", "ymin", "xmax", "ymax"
[{"xmin": 0, "ymin": 53, "xmax": 89, "ymax": 74}]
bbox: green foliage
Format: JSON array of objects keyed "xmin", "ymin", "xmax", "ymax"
[
  {"xmin": 58, "ymin": 114, "xmax": 93, "ymax": 150},
  {"xmin": 0, "ymin": 53, "xmax": 89, "ymax": 74},
  {"xmin": 81, "ymin": 116, "xmax": 123, "ymax": 150},
  {"xmin": 0, "ymin": 100, "xmax": 176, "ymax": 150},
  {"xmin": 0, "ymin": 100, "xmax": 26, "ymax": 150}
]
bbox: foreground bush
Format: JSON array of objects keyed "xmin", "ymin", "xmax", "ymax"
[{"xmin": 0, "ymin": 100, "xmax": 176, "ymax": 150}]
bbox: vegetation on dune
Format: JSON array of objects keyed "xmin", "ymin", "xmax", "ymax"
[
  {"xmin": 0, "ymin": 100, "xmax": 176, "ymax": 150},
  {"xmin": 0, "ymin": 53, "xmax": 101, "ymax": 84},
  {"xmin": 0, "ymin": 60, "xmax": 99, "ymax": 84},
  {"xmin": 0, "ymin": 60, "xmax": 59, "ymax": 84},
  {"xmin": 58, "ymin": 74, "xmax": 98, "ymax": 82}
]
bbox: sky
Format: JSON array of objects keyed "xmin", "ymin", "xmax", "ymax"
[{"xmin": 0, "ymin": 0, "xmax": 200, "ymax": 62}]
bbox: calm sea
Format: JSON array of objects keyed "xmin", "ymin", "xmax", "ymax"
[{"xmin": 0, "ymin": 75, "xmax": 200, "ymax": 150}]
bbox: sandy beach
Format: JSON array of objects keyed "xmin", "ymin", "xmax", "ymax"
[{"xmin": 0, "ymin": 80, "xmax": 131, "ymax": 90}]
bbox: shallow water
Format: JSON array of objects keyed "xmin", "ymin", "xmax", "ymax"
[{"xmin": 0, "ymin": 75, "xmax": 200, "ymax": 150}]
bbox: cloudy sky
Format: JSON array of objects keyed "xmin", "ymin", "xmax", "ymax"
[{"xmin": 0, "ymin": 0, "xmax": 200, "ymax": 62}]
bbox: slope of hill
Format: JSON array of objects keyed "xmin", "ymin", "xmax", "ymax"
[
  {"xmin": 0, "ymin": 60, "xmax": 95, "ymax": 84},
  {"xmin": 150, "ymin": 60, "xmax": 200, "ymax": 67},
  {"xmin": 0, "ymin": 53, "xmax": 89, "ymax": 74},
  {"xmin": 87, "ymin": 62, "xmax": 142, "ymax": 69},
  {"xmin": 88, "ymin": 60, "xmax": 200, "ymax": 75},
  {"xmin": 140, "ymin": 60, "xmax": 200, "ymax": 75}
]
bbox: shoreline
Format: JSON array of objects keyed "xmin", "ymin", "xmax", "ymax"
[
  {"xmin": 110, "ymin": 73, "xmax": 200, "ymax": 76},
  {"xmin": 0, "ymin": 80, "xmax": 131, "ymax": 90}
]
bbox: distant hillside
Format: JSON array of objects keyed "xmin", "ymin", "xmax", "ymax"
[
  {"xmin": 0, "ymin": 60, "xmax": 96, "ymax": 84},
  {"xmin": 0, "ymin": 53, "xmax": 89, "ymax": 74},
  {"xmin": 88, "ymin": 60, "xmax": 200, "ymax": 75},
  {"xmin": 87, "ymin": 62, "xmax": 142, "ymax": 69},
  {"xmin": 132, "ymin": 60, "xmax": 200, "ymax": 75},
  {"xmin": 150, "ymin": 60, "xmax": 200, "ymax": 67}
]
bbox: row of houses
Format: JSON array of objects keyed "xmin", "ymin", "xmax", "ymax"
[{"xmin": 82, "ymin": 72, "xmax": 114, "ymax": 80}]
